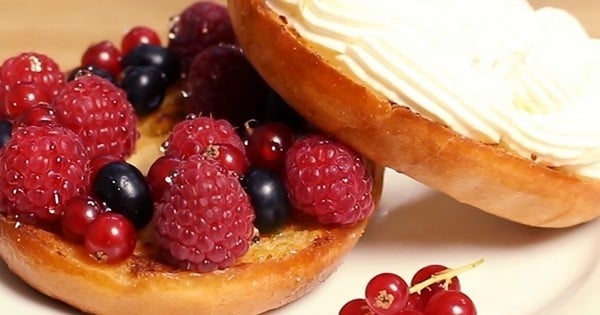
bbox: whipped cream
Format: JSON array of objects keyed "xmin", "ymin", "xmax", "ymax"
[{"xmin": 267, "ymin": 0, "xmax": 600, "ymax": 178}]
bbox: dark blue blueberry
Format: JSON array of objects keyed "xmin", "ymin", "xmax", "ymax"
[
  {"xmin": 121, "ymin": 66, "xmax": 167, "ymax": 116},
  {"xmin": 241, "ymin": 167, "xmax": 291, "ymax": 233},
  {"xmin": 0, "ymin": 119, "xmax": 12, "ymax": 148},
  {"xmin": 93, "ymin": 161, "xmax": 154, "ymax": 229},
  {"xmin": 121, "ymin": 44, "xmax": 181, "ymax": 84},
  {"xmin": 68, "ymin": 64, "xmax": 117, "ymax": 85}
]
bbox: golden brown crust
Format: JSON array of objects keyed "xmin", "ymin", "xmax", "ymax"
[
  {"xmin": 0, "ymin": 84, "xmax": 384, "ymax": 314},
  {"xmin": 227, "ymin": 0, "xmax": 600, "ymax": 228}
]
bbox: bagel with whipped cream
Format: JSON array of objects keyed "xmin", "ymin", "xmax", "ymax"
[{"xmin": 228, "ymin": 0, "xmax": 600, "ymax": 228}]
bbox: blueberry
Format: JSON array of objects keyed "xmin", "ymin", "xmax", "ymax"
[
  {"xmin": 68, "ymin": 64, "xmax": 117, "ymax": 85},
  {"xmin": 121, "ymin": 44, "xmax": 181, "ymax": 84},
  {"xmin": 241, "ymin": 167, "xmax": 291, "ymax": 233},
  {"xmin": 93, "ymin": 161, "xmax": 154, "ymax": 229},
  {"xmin": 0, "ymin": 119, "xmax": 12, "ymax": 148},
  {"xmin": 121, "ymin": 66, "xmax": 167, "ymax": 116}
]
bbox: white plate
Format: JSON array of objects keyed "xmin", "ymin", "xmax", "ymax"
[{"xmin": 2, "ymin": 169, "xmax": 600, "ymax": 314}]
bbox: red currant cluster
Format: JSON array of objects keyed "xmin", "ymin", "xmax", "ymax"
[{"xmin": 340, "ymin": 259, "xmax": 483, "ymax": 315}]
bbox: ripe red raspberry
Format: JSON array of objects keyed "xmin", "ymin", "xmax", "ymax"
[
  {"xmin": 154, "ymin": 155, "xmax": 255, "ymax": 272},
  {"xmin": 0, "ymin": 52, "xmax": 66, "ymax": 99},
  {"xmin": 164, "ymin": 115, "xmax": 245, "ymax": 160},
  {"xmin": 284, "ymin": 134, "xmax": 374, "ymax": 225},
  {"xmin": 0, "ymin": 124, "xmax": 90, "ymax": 223},
  {"xmin": 52, "ymin": 75, "xmax": 139, "ymax": 160},
  {"xmin": 168, "ymin": 1, "xmax": 237, "ymax": 72}
]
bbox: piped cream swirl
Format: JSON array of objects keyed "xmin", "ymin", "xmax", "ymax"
[{"xmin": 267, "ymin": 0, "xmax": 600, "ymax": 178}]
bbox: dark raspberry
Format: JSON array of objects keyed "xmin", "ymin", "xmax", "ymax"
[
  {"xmin": 0, "ymin": 124, "xmax": 90, "ymax": 223},
  {"xmin": 163, "ymin": 115, "xmax": 245, "ymax": 161},
  {"xmin": 284, "ymin": 134, "xmax": 374, "ymax": 225},
  {"xmin": 0, "ymin": 52, "xmax": 65, "ymax": 99},
  {"xmin": 184, "ymin": 44, "xmax": 270, "ymax": 128},
  {"xmin": 154, "ymin": 155, "xmax": 254, "ymax": 273},
  {"xmin": 53, "ymin": 75, "xmax": 139, "ymax": 160},
  {"xmin": 121, "ymin": 26, "xmax": 162, "ymax": 55},
  {"xmin": 93, "ymin": 161, "xmax": 154, "ymax": 229},
  {"xmin": 167, "ymin": 1, "xmax": 237, "ymax": 72},
  {"xmin": 81, "ymin": 40, "xmax": 122, "ymax": 79}
]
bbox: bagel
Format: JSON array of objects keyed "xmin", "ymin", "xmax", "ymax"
[
  {"xmin": 227, "ymin": 0, "xmax": 600, "ymax": 228},
  {"xmin": 0, "ymin": 1, "xmax": 384, "ymax": 313},
  {"xmin": 0, "ymin": 85, "xmax": 383, "ymax": 315}
]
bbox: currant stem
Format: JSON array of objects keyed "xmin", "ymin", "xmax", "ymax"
[{"xmin": 409, "ymin": 258, "xmax": 484, "ymax": 294}]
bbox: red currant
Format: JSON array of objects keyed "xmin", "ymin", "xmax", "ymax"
[
  {"xmin": 411, "ymin": 264, "xmax": 461, "ymax": 305},
  {"xmin": 424, "ymin": 290, "xmax": 477, "ymax": 315},
  {"xmin": 365, "ymin": 273, "xmax": 409, "ymax": 315},
  {"xmin": 398, "ymin": 310, "xmax": 424, "ymax": 315},
  {"xmin": 121, "ymin": 26, "xmax": 162, "ymax": 55},
  {"xmin": 60, "ymin": 196, "xmax": 102, "ymax": 243},
  {"xmin": 405, "ymin": 293, "xmax": 424, "ymax": 311},
  {"xmin": 146, "ymin": 155, "xmax": 181, "ymax": 202},
  {"xmin": 245, "ymin": 122, "xmax": 294, "ymax": 173},
  {"xmin": 203, "ymin": 143, "xmax": 248, "ymax": 176},
  {"xmin": 89, "ymin": 154, "xmax": 121, "ymax": 181},
  {"xmin": 84, "ymin": 212, "xmax": 137, "ymax": 263},
  {"xmin": 15, "ymin": 103, "xmax": 56, "ymax": 126},
  {"xmin": 81, "ymin": 40, "xmax": 122, "ymax": 79},
  {"xmin": 2, "ymin": 83, "xmax": 52, "ymax": 119},
  {"xmin": 339, "ymin": 298, "xmax": 376, "ymax": 315}
]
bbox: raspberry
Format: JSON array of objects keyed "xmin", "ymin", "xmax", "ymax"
[
  {"xmin": 164, "ymin": 115, "xmax": 245, "ymax": 161},
  {"xmin": 154, "ymin": 155, "xmax": 255, "ymax": 272},
  {"xmin": 284, "ymin": 134, "xmax": 374, "ymax": 225},
  {"xmin": 0, "ymin": 124, "xmax": 90, "ymax": 223},
  {"xmin": 52, "ymin": 75, "xmax": 139, "ymax": 160},
  {"xmin": 0, "ymin": 52, "xmax": 66, "ymax": 99},
  {"xmin": 168, "ymin": 1, "xmax": 237, "ymax": 72}
]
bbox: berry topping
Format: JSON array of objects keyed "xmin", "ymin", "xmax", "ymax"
[
  {"xmin": 121, "ymin": 44, "xmax": 181, "ymax": 85},
  {"xmin": 245, "ymin": 122, "xmax": 295, "ymax": 174},
  {"xmin": 154, "ymin": 156, "xmax": 255, "ymax": 273},
  {"xmin": 184, "ymin": 44, "xmax": 270, "ymax": 128},
  {"xmin": 85, "ymin": 212, "xmax": 137, "ymax": 264},
  {"xmin": 284, "ymin": 134, "xmax": 374, "ymax": 225},
  {"xmin": 0, "ymin": 52, "xmax": 65, "ymax": 99},
  {"xmin": 121, "ymin": 26, "xmax": 162, "ymax": 55},
  {"xmin": 81, "ymin": 40, "xmax": 122, "ymax": 79},
  {"xmin": 0, "ymin": 124, "xmax": 90, "ymax": 223},
  {"xmin": 93, "ymin": 161, "xmax": 154, "ymax": 229},
  {"xmin": 168, "ymin": 1, "xmax": 237, "ymax": 72},
  {"xmin": 2, "ymin": 82, "xmax": 52, "ymax": 119},
  {"xmin": 163, "ymin": 115, "xmax": 245, "ymax": 162},
  {"xmin": 241, "ymin": 167, "xmax": 291, "ymax": 233},
  {"xmin": 202, "ymin": 143, "xmax": 248, "ymax": 176},
  {"xmin": 60, "ymin": 195, "xmax": 102, "ymax": 243},
  {"xmin": 120, "ymin": 65, "xmax": 167, "ymax": 116},
  {"xmin": 146, "ymin": 155, "xmax": 181, "ymax": 203},
  {"xmin": 0, "ymin": 119, "xmax": 12, "ymax": 148},
  {"xmin": 52, "ymin": 74, "xmax": 139, "ymax": 160}
]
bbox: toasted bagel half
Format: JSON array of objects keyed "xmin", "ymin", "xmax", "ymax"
[{"xmin": 227, "ymin": 0, "xmax": 600, "ymax": 228}]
